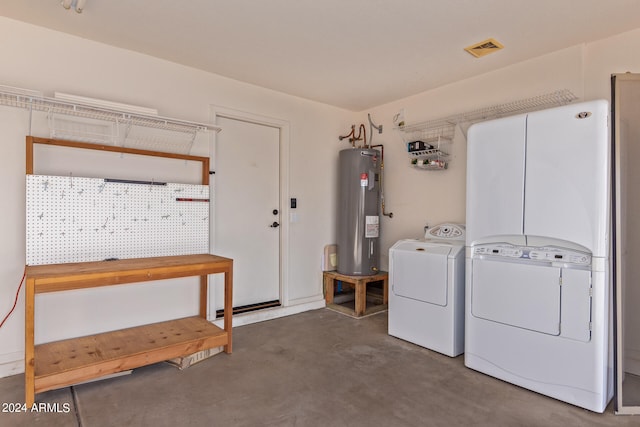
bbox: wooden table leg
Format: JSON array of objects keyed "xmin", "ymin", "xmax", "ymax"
[
  {"xmin": 323, "ymin": 272, "xmax": 335, "ymax": 305},
  {"xmin": 382, "ymin": 274, "xmax": 389, "ymax": 305},
  {"xmin": 199, "ymin": 275, "xmax": 208, "ymax": 319},
  {"xmin": 354, "ymin": 279, "xmax": 366, "ymax": 316},
  {"xmin": 25, "ymin": 277, "xmax": 35, "ymax": 407}
]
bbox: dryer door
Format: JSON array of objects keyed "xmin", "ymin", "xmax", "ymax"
[
  {"xmin": 391, "ymin": 243, "xmax": 450, "ymax": 306},
  {"xmin": 471, "ymin": 258, "xmax": 561, "ymax": 335}
]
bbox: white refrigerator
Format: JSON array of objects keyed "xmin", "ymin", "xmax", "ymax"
[{"xmin": 465, "ymin": 100, "xmax": 613, "ymax": 413}]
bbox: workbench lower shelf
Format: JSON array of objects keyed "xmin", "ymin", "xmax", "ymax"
[{"xmin": 33, "ymin": 316, "xmax": 226, "ymax": 394}]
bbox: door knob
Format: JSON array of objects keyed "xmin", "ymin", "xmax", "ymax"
[{"xmin": 270, "ymin": 221, "xmax": 280, "ymax": 228}]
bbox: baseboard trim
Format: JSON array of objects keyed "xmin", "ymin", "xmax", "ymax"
[
  {"xmin": 0, "ymin": 351, "xmax": 24, "ymax": 378},
  {"xmin": 212, "ymin": 299, "xmax": 325, "ymax": 328}
]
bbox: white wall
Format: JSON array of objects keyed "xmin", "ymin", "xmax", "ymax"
[{"xmin": 0, "ymin": 17, "xmax": 354, "ymax": 377}]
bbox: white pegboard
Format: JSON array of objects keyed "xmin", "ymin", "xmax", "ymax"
[{"xmin": 26, "ymin": 175, "xmax": 209, "ymax": 265}]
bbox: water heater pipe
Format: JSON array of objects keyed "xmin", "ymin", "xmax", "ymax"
[
  {"xmin": 338, "ymin": 124, "xmax": 368, "ymax": 148},
  {"xmin": 368, "ymin": 113, "xmax": 383, "ymax": 147},
  {"xmin": 338, "ymin": 125, "xmax": 356, "ymax": 147},
  {"xmin": 372, "ymin": 144, "xmax": 393, "ymax": 218}
]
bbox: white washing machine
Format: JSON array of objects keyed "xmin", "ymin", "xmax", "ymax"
[{"xmin": 388, "ymin": 223, "xmax": 465, "ymax": 357}]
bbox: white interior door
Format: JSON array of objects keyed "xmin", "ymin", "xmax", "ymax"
[{"xmin": 213, "ymin": 116, "xmax": 280, "ymax": 312}]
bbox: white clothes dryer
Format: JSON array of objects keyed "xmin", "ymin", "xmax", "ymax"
[
  {"xmin": 388, "ymin": 224, "xmax": 465, "ymax": 357},
  {"xmin": 464, "ymin": 101, "xmax": 612, "ymax": 413}
]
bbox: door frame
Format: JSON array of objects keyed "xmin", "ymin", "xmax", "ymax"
[
  {"xmin": 612, "ymin": 72, "xmax": 640, "ymax": 415},
  {"xmin": 209, "ymin": 105, "xmax": 291, "ymax": 312}
]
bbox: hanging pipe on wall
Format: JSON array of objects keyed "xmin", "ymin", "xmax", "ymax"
[
  {"xmin": 338, "ymin": 124, "xmax": 368, "ymax": 148},
  {"xmin": 359, "ymin": 124, "xmax": 367, "ymax": 148},
  {"xmin": 338, "ymin": 125, "xmax": 356, "ymax": 147},
  {"xmin": 368, "ymin": 113, "xmax": 383, "ymax": 146},
  {"xmin": 371, "ymin": 144, "xmax": 393, "ymax": 218}
]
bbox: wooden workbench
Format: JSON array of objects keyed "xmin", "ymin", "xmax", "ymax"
[{"xmin": 24, "ymin": 254, "xmax": 232, "ymax": 406}]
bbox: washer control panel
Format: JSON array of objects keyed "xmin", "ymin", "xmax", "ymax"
[
  {"xmin": 473, "ymin": 243, "xmax": 591, "ymax": 266},
  {"xmin": 426, "ymin": 223, "xmax": 465, "ymax": 240}
]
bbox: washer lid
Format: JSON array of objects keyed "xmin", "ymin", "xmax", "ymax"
[
  {"xmin": 392, "ymin": 239, "xmax": 463, "ymax": 258},
  {"xmin": 390, "ymin": 242, "xmax": 449, "ymax": 306}
]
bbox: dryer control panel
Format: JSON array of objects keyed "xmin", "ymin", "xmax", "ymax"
[{"xmin": 473, "ymin": 243, "xmax": 591, "ymax": 267}]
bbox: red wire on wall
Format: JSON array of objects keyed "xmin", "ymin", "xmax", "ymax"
[{"xmin": 0, "ymin": 268, "xmax": 26, "ymax": 329}]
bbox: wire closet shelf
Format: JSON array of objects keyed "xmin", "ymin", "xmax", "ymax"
[
  {"xmin": 0, "ymin": 86, "xmax": 221, "ymax": 154},
  {"xmin": 398, "ymin": 89, "xmax": 579, "ymax": 143}
]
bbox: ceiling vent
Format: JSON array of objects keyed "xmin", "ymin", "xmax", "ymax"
[{"xmin": 464, "ymin": 38, "xmax": 504, "ymax": 58}]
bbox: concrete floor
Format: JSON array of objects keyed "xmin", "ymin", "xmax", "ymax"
[{"xmin": 1, "ymin": 308, "xmax": 639, "ymax": 426}]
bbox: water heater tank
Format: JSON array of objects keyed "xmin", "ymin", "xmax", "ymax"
[{"xmin": 337, "ymin": 148, "xmax": 381, "ymax": 275}]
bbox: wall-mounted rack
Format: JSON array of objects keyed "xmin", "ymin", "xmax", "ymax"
[
  {"xmin": 398, "ymin": 89, "xmax": 578, "ymax": 171},
  {"xmin": 404, "ymin": 134, "xmax": 451, "ymax": 170},
  {"xmin": 398, "ymin": 89, "xmax": 578, "ymax": 143},
  {"xmin": 407, "ymin": 136, "xmax": 450, "ymax": 170},
  {"xmin": 0, "ymin": 86, "xmax": 221, "ymax": 154}
]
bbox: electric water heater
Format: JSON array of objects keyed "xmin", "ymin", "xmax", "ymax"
[{"xmin": 336, "ymin": 148, "xmax": 381, "ymax": 275}]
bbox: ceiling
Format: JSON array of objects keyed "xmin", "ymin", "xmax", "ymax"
[{"xmin": 2, "ymin": 0, "xmax": 640, "ymax": 111}]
